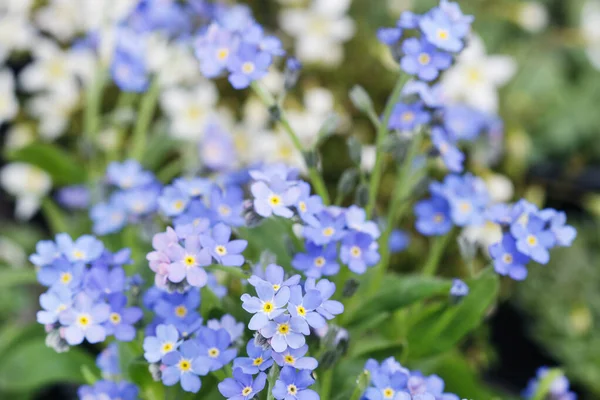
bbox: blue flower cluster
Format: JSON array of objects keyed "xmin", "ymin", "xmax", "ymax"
[
  {"xmin": 249, "ymin": 164, "xmax": 382, "ymax": 276},
  {"xmin": 32, "ymin": 233, "xmax": 142, "ymax": 346},
  {"xmin": 90, "ymin": 160, "xmax": 161, "ymax": 235},
  {"xmin": 230, "ymin": 263, "xmax": 342, "ymax": 399},
  {"xmin": 380, "ymin": 1, "xmax": 501, "ymax": 173},
  {"xmin": 194, "ymin": 5, "xmax": 284, "ymax": 89},
  {"xmin": 487, "ymin": 200, "xmax": 576, "ymax": 280},
  {"xmin": 523, "ymin": 367, "xmax": 577, "ymax": 400},
  {"xmin": 362, "ymin": 357, "xmax": 460, "ymax": 400},
  {"xmin": 78, "ymin": 380, "xmax": 138, "ymax": 400}
]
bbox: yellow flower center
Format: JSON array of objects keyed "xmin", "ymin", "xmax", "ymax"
[
  {"xmin": 208, "ymin": 347, "xmax": 220, "ymax": 358},
  {"xmin": 174, "ymin": 200, "xmax": 185, "ymax": 211},
  {"xmin": 217, "ymin": 48, "xmax": 229, "ymax": 61},
  {"xmin": 242, "ymin": 387, "xmax": 253, "ymax": 396},
  {"xmin": 278, "ymin": 322, "xmax": 290, "ymax": 335},
  {"xmin": 253, "ymin": 357, "xmax": 264, "ymax": 366},
  {"xmin": 350, "ymin": 246, "xmax": 362, "ymax": 258},
  {"xmin": 459, "ymin": 201, "xmax": 472, "ymax": 213},
  {"xmin": 272, "ymin": 284, "xmax": 281, "ymax": 291},
  {"xmin": 268, "ymin": 194, "xmax": 282, "ymax": 207},
  {"xmin": 56, "ymin": 304, "xmax": 67, "ymax": 313},
  {"xmin": 297, "ymin": 305, "xmax": 307, "ymax": 316},
  {"xmin": 161, "ymin": 342, "xmax": 174, "ymax": 353},
  {"xmin": 242, "ymin": 62, "xmax": 256, "ymax": 74},
  {"xmin": 186, "ymin": 106, "xmax": 203, "ymax": 121},
  {"xmin": 322, "ymin": 227, "xmax": 335, "ymax": 237},
  {"xmin": 109, "ymin": 312, "xmax": 121, "ymax": 324},
  {"xmin": 284, "ymin": 355, "xmax": 295, "ymax": 365},
  {"xmin": 314, "ymin": 256, "xmax": 326, "ymax": 268},
  {"xmin": 287, "ymin": 384, "xmax": 298, "ymax": 395},
  {"xmin": 60, "ymin": 272, "xmax": 73, "ymax": 284},
  {"xmin": 434, "ymin": 213, "xmax": 445, "ymax": 223},
  {"xmin": 215, "ymin": 245, "xmax": 227, "ymax": 256},
  {"xmin": 184, "ymin": 256, "xmax": 196, "ymax": 267},
  {"xmin": 468, "ymin": 67, "xmax": 482, "ymax": 82},
  {"xmin": 77, "ymin": 314, "xmax": 92, "ymax": 328},
  {"xmin": 402, "ymin": 112, "xmax": 415, "ymax": 122},
  {"xmin": 527, "ymin": 235, "xmax": 538, "ymax": 246},
  {"xmin": 437, "ymin": 29, "xmax": 449, "ymax": 40},
  {"xmin": 72, "ymin": 250, "xmax": 85, "ymax": 260},
  {"xmin": 383, "ymin": 388, "xmax": 395, "ymax": 399},
  {"xmin": 502, "ymin": 253, "xmax": 513, "ymax": 264},
  {"xmin": 175, "ymin": 305, "xmax": 188, "ymax": 318},
  {"xmin": 218, "ymin": 205, "xmax": 231, "ymax": 216},
  {"xmin": 178, "ymin": 359, "xmax": 192, "ymax": 372},
  {"xmin": 262, "ymin": 301, "xmax": 274, "ymax": 313},
  {"xmin": 298, "ymin": 201, "xmax": 307, "ymax": 212},
  {"xmin": 418, "ymin": 53, "xmax": 431, "ymax": 65}
]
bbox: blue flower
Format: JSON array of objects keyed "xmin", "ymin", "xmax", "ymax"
[
  {"xmin": 449, "ymin": 279, "xmax": 469, "ymax": 298},
  {"xmin": 377, "ymin": 27, "xmax": 403, "ymax": 45},
  {"xmin": 174, "ymin": 177, "xmax": 212, "ymax": 198},
  {"xmin": 539, "ymin": 209, "xmax": 577, "ymax": 247},
  {"xmin": 399, "ymin": 11, "xmax": 421, "ymax": 29},
  {"xmin": 59, "ymin": 293, "xmax": 110, "ymax": 345},
  {"xmin": 37, "ymin": 286, "xmax": 72, "ymax": 325},
  {"xmin": 111, "ymin": 33, "xmax": 149, "ymax": 93},
  {"xmin": 288, "ymin": 285, "xmax": 325, "ymax": 333},
  {"xmin": 414, "ymin": 196, "xmax": 453, "ymax": 236},
  {"xmin": 56, "ymin": 185, "xmax": 90, "ymax": 210},
  {"xmin": 158, "ymin": 185, "xmax": 190, "ymax": 217},
  {"xmin": 227, "ymin": 44, "xmax": 272, "ymax": 89},
  {"xmin": 431, "ymin": 127, "xmax": 464, "ymax": 173},
  {"xmin": 104, "ymin": 293, "xmax": 143, "ymax": 342},
  {"xmin": 489, "ymin": 234, "xmax": 531, "ymax": 280},
  {"xmin": 430, "ymin": 174, "xmax": 489, "ymax": 227},
  {"xmin": 401, "ymin": 38, "xmax": 452, "ymax": 81},
  {"xmin": 195, "ymin": 327, "xmax": 238, "ymax": 371},
  {"xmin": 407, "ymin": 373, "xmax": 459, "ymax": 400},
  {"xmin": 173, "ymin": 199, "xmax": 213, "ymax": 229},
  {"xmin": 438, "ymin": 0, "xmax": 474, "ymax": 38},
  {"xmin": 207, "ymin": 314, "xmax": 245, "ymax": 342},
  {"xmin": 218, "ymin": 368, "xmax": 267, "ymax": 400},
  {"xmin": 209, "ymin": 185, "xmax": 245, "ymax": 227},
  {"xmin": 30, "ymin": 240, "xmax": 61, "ymax": 267},
  {"xmin": 443, "ymin": 105, "xmax": 487, "ymax": 141},
  {"xmin": 78, "ymin": 380, "xmax": 139, "ymax": 400},
  {"xmin": 389, "ymin": 230, "xmax": 410, "ymax": 254},
  {"xmin": 37, "ymin": 259, "xmax": 85, "ymax": 289},
  {"xmin": 295, "ymin": 182, "xmax": 324, "ymax": 227},
  {"xmin": 85, "ymin": 265, "xmax": 126, "ymax": 297},
  {"xmin": 200, "ymin": 223, "xmax": 248, "ymax": 267},
  {"xmin": 345, "ymin": 205, "xmax": 380, "ymax": 239},
  {"xmin": 272, "ymin": 366, "xmax": 318, "ymax": 400},
  {"xmin": 388, "ymin": 102, "xmax": 431, "ymax": 132},
  {"xmin": 260, "ymin": 314, "xmax": 306, "ymax": 353},
  {"xmin": 272, "ymin": 344, "xmax": 318, "ymax": 370},
  {"xmin": 90, "ymin": 200, "xmax": 128, "ymax": 235},
  {"xmin": 201, "ymin": 123, "xmax": 238, "ymax": 171},
  {"xmin": 97, "ymin": 343, "xmax": 120, "ymax": 377},
  {"xmin": 249, "ymin": 164, "xmax": 299, "ymax": 186},
  {"xmin": 248, "ymin": 264, "xmax": 301, "ymax": 293},
  {"xmin": 303, "ymin": 210, "xmax": 347, "ymax": 245},
  {"xmin": 523, "ymin": 367, "xmax": 576, "ymax": 400},
  {"xmin": 106, "ymin": 160, "xmax": 154, "ymax": 190},
  {"xmin": 304, "ymin": 278, "xmax": 344, "ymax": 321},
  {"xmin": 165, "ymin": 236, "xmax": 212, "ymax": 287},
  {"xmin": 195, "ymin": 23, "xmax": 239, "ymax": 78},
  {"xmin": 233, "ymin": 339, "xmax": 273, "ymax": 374},
  {"xmin": 510, "ymin": 215, "xmax": 556, "ymax": 265},
  {"xmin": 154, "ymin": 290, "xmax": 201, "ymax": 335},
  {"xmin": 143, "ymin": 324, "xmax": 180, "ymax": 363},
  {"xmin": 251, "ymin": 179, "xmax": 300, "ymax": 219},
  {"xmin": 340, "ymin": 232, "xmax": 381, "ymax": 274},
  {"xmin": 122, "ymin": 186, "xmax": 160, "ymax": 217},
  {"xmin": 364, "ymin": 369, "xmax": 408, "ymax": 400},
  {"xmin": 402, "ymin": 81, "xmax": 445, "ymax": 108},
  {"xmin": 161, "ymin": 340, "xmax": 209, "ymax": 393},
  {"xmin": 56, "ymin": 233, "xmax": 104, "ymax": 263},
  {"xmin": 241, "ymin": 282, "xmax": 290, "ymax": 330},
  {"xmin": 419, "ymin": 3, "xmax": 470, "ymax": 52},
  {"xmin": 292, "ymin": 241, "xmax": 339, "ymax": 278}
]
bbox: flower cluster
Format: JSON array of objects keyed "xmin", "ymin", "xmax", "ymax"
[
  {"xmin": 194, "ymin": 5, "xmax": 284, "ymax": 89},
  {"xmin": 362, "ymin": 357, "xmax": 460, "ymax": 400},
  {"xmin": 250, "ymin": 164, "xmax": 382, "ymax": 276},
  {"xmin": 523, "ymin": 367, "xmax": 577, "ymax": 400},
  {"xmin": 90, "ymin": 160, "xmax": 161, "ymax": 235},
  {"xmin": 234, "ymin": 263, "xmax": 342, "ymax": 398},
  {"xmin": 33, "ymin": 233, "xmax": 142, "ymax": 347},
  {"xmin": 487, "ymin": 200, "xmax": 576, "ymax": 280}
]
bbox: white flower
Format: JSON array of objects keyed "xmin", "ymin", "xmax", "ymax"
[
  {"xmin": 485, "ymin": 173, "xmax": 514, "ymax": 204},
  {"xmin": 462, "ymin": 223, "xmax": 502, "ymax": 254},
  {"xmin": 360, "ymin": 145, "xmax": 376, "ymax": 171},
  {"xmin": 0, "ymin": 12, "xmax": 36, "ymax": 62},
  {"xmin": 151, "ymin": 40, "xmax": 203, "ymax": 88},
  {"xmin": 0, "ymin": 236, "xmax": 27, "ymax": 268},
  {"xmin": 581, "ymin": 1, "xmax": 600, "ymax": 70},
  {"xmin": 442, "ymin": 35, "xmax": 517, "ymax": 113},
  {"xmin": 279, "ymin": 0, "xmax": 355, "ymax": 66},
  {"xmin": 34, "ymin": 0, "xmax": 82, "ymax": 42},
  {"xmin": 516, "ymin": 2, "xmax": 549, "ymax": 33},
  {"xmin": 26, "ymin": 83, "xmax": 80, "ymax": 140},
  {"xmin": 0, "ymin": 70, "xmax": 18, "ymax": 124},
  {"xmin": 5, "ymin": 124, "xmax": 35, "ymax": 150},
  {"xmin": 1, "ymin": 163, "xmax": 52, "ymax": 220},
  {"xmin": 286, "ymin": 87, "xmax": 336, "ymax": 146},
  {"xmin": 0, "ymin": 0, "xmax": 35, "ymax": 14},
  {"xmin": 160, "ymin": 82, "xmax": 218, "ymax": 141}
]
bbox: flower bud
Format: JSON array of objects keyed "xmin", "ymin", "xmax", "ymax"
[
  {"xmin": 355, "ymin": 183, "xmax": 369, "ymax": 207},
  {"xmin": 349, "ymin": 85, "xmax": 375, "ymax": 114},
  {"xmin": 347, "ymin": 136, "xmax": 362, "ymax": 165},
  {"xmin": 337, "ymin": 168, "xmax": 359, "ymax": 197}
]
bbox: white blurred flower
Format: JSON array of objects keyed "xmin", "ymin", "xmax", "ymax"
[
  {"xmin": 287, "ymin": 87, "xmax": 336, "ymax": 146},
  {"xmin": 0, "ymin": 11, "xmax": 36, "ymax": 62},
  {"xmin": 27, "ymin": 83, "xmax": 80, "ymax": 140},
  {"xmin": 581, "ymin": 1, "xmax": 600, "ymax": 70},
  {"xmin": 360, "ymin": 145, "xmax": 376, "ymax": 171},
  {"xmin": 516, "ymin": 2, "xmax": 549, "ymax": 33},
  {"xmin": 0, "ymin": 236, "xmax": 27, "ymax": 268},
  {"xmin": 0, "ymin": 70, "xmax": 18, "ymax": 124},
  {"xmin": 462, "ymin": 222, "xmax": 502, "ymax": 254},
  {"xmin": 387, "ymin": 0, "xmax": 413, "ymax": 17},
  {"xmin": 5, "ymin": 124, "xmax": 34, "ymax": 150},
  {"xmin": 150, "ymin": 40, "xmax": 203, "ymax": 88},
  {"xmin": 442, "ymin": 35, "xmax": 516, "ymax": 113},
  {"xmin": 160, "ymin": 82, "xmax": 218, "ymax": 140},
  {"xmin": 485, "ymin": 173, "xmax": 514, "ymax": 203},
  {"xmin": 252, "ymin": 130, "xmax": 306, "ymax": 171},
  {"xmin": 35, "ymin": 0, "xmax": 82, "ymax": 42},
  {"xmin": 0, "ymin": 0, "xmax": 34, "ymax": 14},
  {"xmin": 96, "ymin": 128, "xmax": 120, "ymax": 152},
  {"xmin": 279, "ymin": 0, "xmax": 355, "ymax": 66},
  {"xmin": 1, "ymin": 163, "xmax": 52, "ymax": 220}
]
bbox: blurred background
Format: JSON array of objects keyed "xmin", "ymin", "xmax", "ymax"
[{"xmin": 0, "ymin": 0, "xmax": 599, "ymax": 399}]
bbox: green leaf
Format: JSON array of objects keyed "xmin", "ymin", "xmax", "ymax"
[
  {"xmin": 205, "ymin": 264, "xmax": 248, "ymax": 279},
  {"xmin": 238, "ymin": 219, "xmax": 293, "ymax": 267},
  {"xmin": 345, "ymin": 274, "xmax": 452, "ymax": 327},
  {"xmin": 6, "ymin": 143, "xmax": 86, "ymax": 185},
  {"xmin": 407, "ymin": 268, "xmax": 499, "ymax": 359},
  {"xmin": 0, "ymin": 268, "xmax": 37, "ymax": 288},
  {"xmin": 0, "ymin": 339, "xmax": 96, "ymax": 392},
  {"xmin": 348, "ymin": 334, "xmax": 404, "ymax": 358},
  {"xmin": 81, "ymin": 365, "xmax": 100, "ymax": 385}
]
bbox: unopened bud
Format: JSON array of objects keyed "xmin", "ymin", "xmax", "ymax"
[
  {"xmin": 243, "ymin": 199, "xmax": 263, "ymax": 228},
  {"xmin": 349, "ymin": 85, "xmax": 375, "ymax": 114},
  {"xmin": 347, "ymin": 136, "xmax": 362, "ymax": 165},
  {"xmin": 303, "ymin": 150, "xmax": 319, "ymax": 168},
  {"xmin": 338, "ymin": 168, "xmax": 359, "ymax": 197},
  {"xmin": 268, "ymin": 105, "xmax": 281, "ymax": 122},
  {"xmin": 284, "ymin": 57, "xmax": 302, "ymax": 90},
  {"xmin": 342, "ymin": 278, "xmax": 360, "ymax": 298},
  {"xmin": 149, "ymin": 363, "xmax": 162, "ymax": 381},
  {"xmin": 355, "ymin": 183, "xmax": 369, "ymax": 207}
]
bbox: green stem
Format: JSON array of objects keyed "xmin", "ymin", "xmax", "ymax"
[
  {"xmin": 367, "ymin": 132, "xmax": 423, "ymax": 296},
  {"xmin": 422, "ymin": 232, "xmax": 454, "ymax": 277},
  {"xmin": 131, "ymin": 78, "xmax": 160, "ymax": 161},
  {"xmin": 266, "ymin": 364, "xmax": 280, "ymax": 400},
  {"xmin": 532, "ymin": 369, "xmax": 564, "ymax": 400},
  {"xmin": 365, "ymin": 73, "xmax": 410, "ymax": 219},
  {"xmin": 320, "ymin": 369, "xmax": 333, "ymax": 400},
  {"xmin": 251, "ymin": 82, "xmax": 331, "ymax": 204},
  {"xmin": 84, "ymin": 65, "xmax": 106, "ymax": 142}
]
